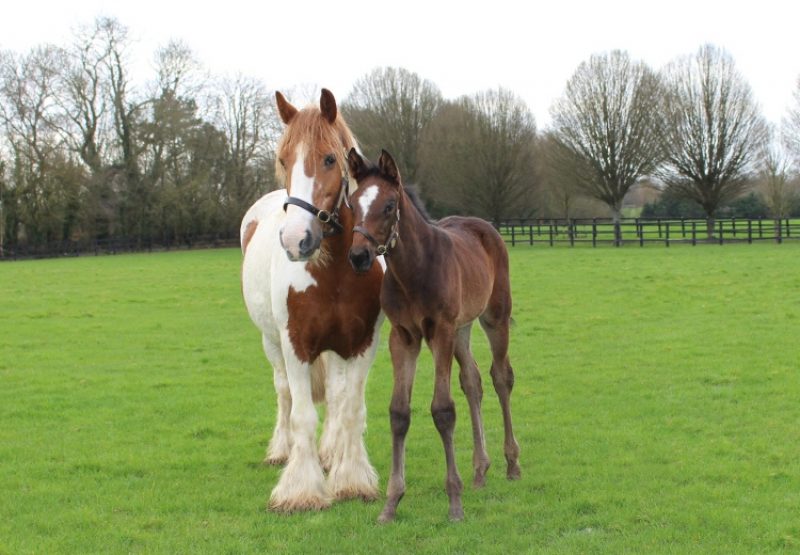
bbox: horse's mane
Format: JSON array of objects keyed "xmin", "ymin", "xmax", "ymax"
[{"xmin": 275, "ymin": 106, "xmax": 357, "ymax": 182}]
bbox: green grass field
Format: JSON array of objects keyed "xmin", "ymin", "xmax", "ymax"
[{"xmin": 2, "ymin": 244, "xmax": 799, "ymax": 553}]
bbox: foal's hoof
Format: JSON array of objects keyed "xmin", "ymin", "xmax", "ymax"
[
  {"xmin": 449, "ymin": 507, "xmax": 465, "ymax": 521},
  {"xmin": 506, "ymin": 461, "xmax": 521, "ymax": 480}
]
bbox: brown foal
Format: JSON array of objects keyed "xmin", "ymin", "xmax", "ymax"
[{"xmin": 347, "ymin": 149, "xmax": 521, "ymax": 522}]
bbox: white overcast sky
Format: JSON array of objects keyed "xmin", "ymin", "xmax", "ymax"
[{"xmin": 1, "ymin": 0, "xmax": 799, "ymax": 128}]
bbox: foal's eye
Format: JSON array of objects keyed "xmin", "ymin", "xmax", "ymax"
[
  {"xmin": 323, "ymin": 154, "xmax": 336, "ymax": 168},
  {"xmin": 278, "ymin": 158, "xmax": 286, "ymax": 168}
]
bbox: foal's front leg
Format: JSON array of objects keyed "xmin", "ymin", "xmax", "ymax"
[
  {"xmin": 379, "ymin": 326, "xmax": 420, "ymax": 523},
  {"xmin": 429, "ymin": 325, "xmax": 464, "ymax": 521}
]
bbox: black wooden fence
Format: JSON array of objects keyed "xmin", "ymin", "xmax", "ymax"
[
  {"xmin": 0, "ymin": 234, "xmax": 240, "ymax": 261},
  {"xmin": 494, "ymin": 217, "xmax": 800, "ymax": 247}
]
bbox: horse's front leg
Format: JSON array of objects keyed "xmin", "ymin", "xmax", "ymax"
[
  {"xmin": 429, "ymin": 324, "xmax": 464, "ymax": 521},
  {"xmin": 268, "ymin": 333, "xmax": 330, "ymax": 512},
  {"xmin": 379, "ymin": 325, "xmax": 421, "ymax": 523},
  {"xmin": 321, "ymin": 339, "xmax": 380, "ymax": 501}
]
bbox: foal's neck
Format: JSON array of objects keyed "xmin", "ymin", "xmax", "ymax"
[{"xmin": 384, "ymin": 188, "xmax": 434, "ymax": 278}]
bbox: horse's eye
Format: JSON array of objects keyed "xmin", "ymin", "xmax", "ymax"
[
  {"xmin": 323, "ymin": 154, "xmax": 336, "ymax": 168},
  {"xmin": 383, "ymin": 200, "xmax": 396, "ymax": 215},
  {"xmin": 278, "ymin": 158, "xmax": 286, "ymax": 168}
]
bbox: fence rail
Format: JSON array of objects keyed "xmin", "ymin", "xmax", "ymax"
[
  {"xmin": 0, "ymin": 234, "xmax": 240, "ymax": 261},
  {"xmin": 494, "ymin": 217, "xmax": 800, "ymax": 247}
]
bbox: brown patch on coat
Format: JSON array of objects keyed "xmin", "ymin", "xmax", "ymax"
[
  {"xmin": 241, "ymin": 220, "xmax": 258, "ymax": 254},
  {"xmin": 286, "ymin": 205, "xmax": 383, "ymax": 363}
]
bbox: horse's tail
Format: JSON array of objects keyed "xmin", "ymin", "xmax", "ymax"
[{"xmin": 310, "ymin": 358, "xmax": 326, "ymax": 404}]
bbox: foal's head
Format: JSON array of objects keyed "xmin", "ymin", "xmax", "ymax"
[
  {"xmin": 347, "ymin": 149, "xmax": 402, "ymax": 274},
  {"xmin": 275, "ymin": 89, "xmax": 356, "ymax": 261}
]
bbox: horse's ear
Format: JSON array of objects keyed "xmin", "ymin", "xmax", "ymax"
[
  {"xmin": 320, "ymin": 88, "xmax": 337, "ymax": 123},
  {"xmin": 378, "ymin": 149, "xmax": 401, "ymax": 186},
  {"xmin": 347, "ymin": 148, "xmax": 366, "ymax": 180},
  {"xmin": 275, "ymin": 91, "xmax": 297, "ymax": 124}
]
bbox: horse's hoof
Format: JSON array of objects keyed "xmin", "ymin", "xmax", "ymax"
[
  {"xmin": 263, "ymin": 455, "xmax": 288, "ymax": 466},
  {"xmin": 506, "ymin": 462, "xmax": 521, "ymax": 480},
  {"xmin": 268, "ymin": 493, "xmax": 331, "ymax": 513}
]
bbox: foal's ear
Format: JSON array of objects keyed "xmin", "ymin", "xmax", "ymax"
[
  {"xmin": 275, "ymin": 91, "xmax": 297, "ymax": 124},
  {"xmin": 347, "ymin": 148, "xmax": 366, "ymax": 180},
  {"xmin": 378, "ymin": 149, "xmax": 401, "ymax": 186},
  {"xmin": 320, "ymin": 88, "xmax": 337, "ymax": 123}
]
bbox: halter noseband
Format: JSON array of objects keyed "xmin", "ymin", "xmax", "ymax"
[
  {"xmin": 353, "ymin": 205, "xmax": 400, "ymax": 256},
  {"xmin": 283, "ymin": 175, "xmax": 350, "ymax": 236}
]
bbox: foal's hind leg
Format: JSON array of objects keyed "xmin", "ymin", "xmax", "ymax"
[
  {"xmin": 454, "ymin": 324, "xmax": 491, "ymax": 488},
  {"xmin": 479, "ymin": 314, "xmax": 521, "ymax": 480}
]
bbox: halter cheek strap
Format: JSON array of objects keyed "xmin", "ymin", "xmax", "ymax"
[
  {"xmin": 353, "ymin": 208, "xmax": 400, "ymax": 255},
  {"xmin": 283, "ymin": 175, "xmax": 349, "ymax": 236}
]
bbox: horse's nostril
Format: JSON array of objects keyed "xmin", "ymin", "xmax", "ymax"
[{"xmin": 298, "ymin": 231, "xmax": 315, "ymax": 256}]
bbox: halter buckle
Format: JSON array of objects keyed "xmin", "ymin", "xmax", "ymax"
[{"xmin": 317, "ymin": 210, "xmax": 332, "ymax": 224}]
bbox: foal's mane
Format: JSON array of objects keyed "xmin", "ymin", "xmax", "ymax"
[
  {"xmin": 357, "ymin": 162, "xmax": 432, "ymax": 223},
  {"xmin": 275, "ymin": 105, "xmax": 357, "ymax": 182}
]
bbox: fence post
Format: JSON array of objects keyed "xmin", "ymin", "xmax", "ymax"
[
  {"xmin": 511, "ymin": 224, "xmax": 516, "ymax": 247},
  {"xmin": 747, "ymin": 219, "xmax": 752, "ymax": 244},
  {"xmin": 592, "ymin": 219, "xmax": 597, "ymax": 248},
  {"xmin": 639, "ymin": 219, "xmax": 644, "ymax": 247},
  {"xmin": 718, "ymin": 220, "xmax": 724, "ymax": 245},
  {"xmin": 549, "ymin": 222, "xmax": 554, "ymax": 247},
  {"xmin": 569, "ymin": 219, "xmax": 575, "ymax": 247},
  {"xmin": 665, "ymin": 222, "xmax": 670, "ymax": 247},
  {"xmin": 758, "ymin": 217, "xmax": 763, "ymax": 239},
  {"xmin": 776, "ymin": 218, "xmax": 783, "ymax": 244},
  {"xmin": 691, "ymin": 221, "xmax": 697, "ymax": 246},
  {"xmin": 529, "ymin": 223, "xmax": 533, "ymax": 246}
]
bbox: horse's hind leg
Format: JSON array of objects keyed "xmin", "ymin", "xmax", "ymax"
[
  {"xmin": 454, "ymin": 323, "xmax": 490, "ymax": 487},
  {"xmin": 262, "ymin": 335, "xmax": 291, "ymax": 465},
  {"xmin": 479, "ymin": 313, "xmax": 521, "ymax": 480}
]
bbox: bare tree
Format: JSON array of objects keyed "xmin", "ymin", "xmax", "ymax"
[
  {"xmin": 0, "ymin": 45, "xmax": 73, "ymax": 243},
  {"xmin": 784, "ymin": 75, "xmax": 800, "ymax": 166},
  {"xmin": 758, "ymin": 131, "xmax": 797, "ymax": 219},
  {"xmin": 550, "ymin": 50, "xmax": 664, "ymax": 243},
  {"xmin": 343, "ymin": 67, "xmax": 442, "ymax": 183},
  {"xmin": 422, "ymin": 89, "xmax": 538, "ymax": 221},
  {"xmin": 659, "ymin": 44, "xmax": 768, "ymax": 236},
  {"xmin": 210, "ymin": 74, "xmax": 277, "ymax": 226}
]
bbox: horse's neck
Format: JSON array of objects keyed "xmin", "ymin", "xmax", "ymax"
[{"xmin": 385, "ymin": 190, "xmax": 435, "ymax": 280}]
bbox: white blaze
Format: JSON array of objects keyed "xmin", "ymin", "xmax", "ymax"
[
  {"xmin": 358, "ymin": 185, "xmax": 379, "ymax": 219},
  {"xmin": 281, "ymin": 145, "xmax": 317, "ymax": 259}
]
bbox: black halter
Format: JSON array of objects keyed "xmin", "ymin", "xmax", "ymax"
[
  {"xmin": 283, "ymin": 176, "xmax": 349, "ymax": 236},
  {"xmin": 353, "ymin": 206, "xmax": 400, "ymax": 255}
]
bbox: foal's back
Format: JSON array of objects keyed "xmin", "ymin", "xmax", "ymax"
[{"xmin": 432, "ymin": 215, "xmax": 511, "ymax": 325}]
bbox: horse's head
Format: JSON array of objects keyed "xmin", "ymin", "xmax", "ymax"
[
  {"xmin": 275, "ymin": 88, "xmax": 355, "ymax": 262},
  {"xmin": 347, "ymin": 148, "xmax": 402, "ymax": 274}
]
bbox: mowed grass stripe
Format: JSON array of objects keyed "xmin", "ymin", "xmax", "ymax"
[{"xmin": 1, "ymin": 245, "xmax": 799, "ymax": 553}]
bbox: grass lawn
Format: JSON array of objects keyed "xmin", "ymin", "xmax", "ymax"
[{"xmin": 1, "ymin": 243, "xmax": 799, "ymax": 553}]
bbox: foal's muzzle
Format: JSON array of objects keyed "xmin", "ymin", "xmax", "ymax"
[{"xmin": 348, "ymin": 245, "xmax": 374, "ymax": 274}]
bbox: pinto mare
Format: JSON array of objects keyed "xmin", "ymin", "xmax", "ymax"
[
  {"xmin": 240, "ymin": 90, "xmax": 383, "ymax": 512},
  {"xmin": 346, "ymin": 149, "xmax": 521, "ymax": 521}
]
